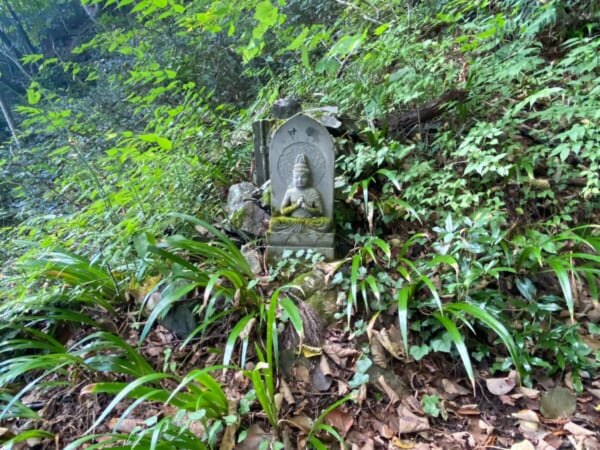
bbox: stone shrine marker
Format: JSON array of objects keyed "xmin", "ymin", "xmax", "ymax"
[{"xmin": 267, "ymin": 113, "xmax": 335, "ymax": 260}]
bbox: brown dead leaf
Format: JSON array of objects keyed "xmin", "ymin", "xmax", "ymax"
[
  {"xmin": 324, "ymin": 407, "xmax": 353, "ymax": 437},
  {"xmin": 108, "ymin": 417, "xmax": 144, "ymax": 433},
  {"xmin": 397, "ymin": 404, "xmax": 430, "ymax": 434},
  {"xmin": 500, "ymin": 394, "xmax": 516, "ymax": 406},
  {"xmin": 441, "ymin": 379, "xmax": 470, "ymax": 399},
  {"xmin": 282, "ymin": 415, "xmax": 313, "ymax": 433},
  {"xmin": 319, "ymin": 354, "xmax": 333, "ymax": 376},
  {"xmin": 322, "ymin": 343, "xmax": 358, "ymax": 366},
  {"xmin": 564, "ymin": 421, "xmax": 596, "ymax": 437},
  {"xmin": 587, "ymin": 388, "xmax": 600, "ymax": 399},
  {"xmin": 486, "ymin": 371, "xmax": 518, "ymax": 396},
  {"xmin": 370, "ymin": 331, "xmax": 388, "ymax": 368},
  {"xmin": 355, "ymin": 383, "xmax": 367, "ymax": 405},
  {"xmin": 378, "ymin": 326, "xmax": 403, "ymax": 360},
  {"xmin": 376, "ymin": 374, "xmax": 400, "ymax": 404},
  {"xmin": 457, "ymin": 404, "xmax": 480, "ymax": 415},
  {"xmin": 279, "ymin": 377, "xmax": 295, "ymax": 405},
  {"xmin": 518, "ymin": 386, "xmax": 540, "ymax": 399},
  {"xmin": 294, "ymin": 364, "xmax": 310, "ymax": 384},
  {"xmin": 451, "ymin": 432, "xmax": 476, "ymax": 448},
  {"xmin": 380, "ymin": 424, "xmax": 395, "ymax": 439},
  {"xmin": 510, "ymin": 440, "xmax": 536, "ymax": 450},
  {"xmin": 346, "ymin": 430, "xmax": 375, "ymax": 450},
  {"xmin": 315, "ymin": 259, "xmax": 345, "ymax": 282},
  {"xmin": 511, "ymin": 409, "xmax": 540, "ymax": 433}
]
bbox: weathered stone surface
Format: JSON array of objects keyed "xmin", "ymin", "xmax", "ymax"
[
  {"xmin": 241, "ymin": 243, "xmax": 263, "ymax": 276},
  {"xmin": 252, "ymin": 119, "xmax": 272, "ymax": 186},
  {"xmin": 227, "ymin": 182, "xmax": 269, "ymax": 237},
  {"xmin": 266, "ymin": 113, "xmax": 335, "ymax": 260},
  {"xmin": 271, "ymin": 97, "xmax": 302, "ymax": 119},
  {"xmin": 291, "ymin": 269, "xmax": 338, "ymax": 325},
  {"xmin": 226, "ymin": 182, "xmax": 256, "ymax": 214},
  {"xmin": 230, "ymin": 202, "xmax": 269, "ymax": 237},
  {"xmin": 306, "ymin": 289, "xmax": 338, "ymax": 325}
]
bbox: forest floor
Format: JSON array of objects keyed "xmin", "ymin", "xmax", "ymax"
[{"xmin": 7, "ymin": 295, "xmax": 600, "ymax": 450}]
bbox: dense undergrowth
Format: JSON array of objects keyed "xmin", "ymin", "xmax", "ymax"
[{"xmin": 0, "ymin": 0, "xmax": 599, "ymax": 448}]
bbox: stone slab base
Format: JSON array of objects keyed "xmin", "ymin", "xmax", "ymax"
[
  {"xmin": 267, "ymin": 231, "xmax": 335, "ymax": 247},
  {"xmin": 266, "ymin": 245, "xmax": 335, "ymax": 263}
]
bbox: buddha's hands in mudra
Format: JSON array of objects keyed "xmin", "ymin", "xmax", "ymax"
[{"xmin": 296, "ymin": 196, "xmax": 306, "ymax": 209}]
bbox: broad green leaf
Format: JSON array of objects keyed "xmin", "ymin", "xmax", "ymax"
[
  {"xmin": 26, "ymin": 82, "xmax": 41, "ymax": 105},
  {"xmin": 254, "ymin": 1, "xmax": 278, "ymax": 26}
]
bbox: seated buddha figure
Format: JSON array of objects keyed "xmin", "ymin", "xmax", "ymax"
[{"xmin": 271, "ymin": 154, "xmax": 330, "ymax": 233}]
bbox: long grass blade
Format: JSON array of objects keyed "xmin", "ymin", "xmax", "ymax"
[
  {"xmin": 433, "ymin": 312, "xmax": 474, "ymax": 390},
  {"xmin": 444, "ymin": 302, "xmax": 524, "ymax": 381}
]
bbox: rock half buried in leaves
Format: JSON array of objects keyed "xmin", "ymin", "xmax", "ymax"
[{"xmin": 540, "ymin": 386, "xmax": 576, "ymax": 418}]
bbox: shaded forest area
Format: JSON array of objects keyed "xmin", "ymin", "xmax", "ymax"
[{"xmin": 0, "ymin": 0, "xmax": 599, "ymax": 448}]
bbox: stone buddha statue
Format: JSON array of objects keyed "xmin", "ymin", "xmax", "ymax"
[{"xmin": 271, "ymin": 154, "xmax": 330, "ymax": 232}]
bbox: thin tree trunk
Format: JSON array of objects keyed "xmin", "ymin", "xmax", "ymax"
[
  {"xmin": 2, "ymin": 0, "xmax": 38, "ymax": 54},
  {"xmin": 0, "ymin": 25, "xmax": 23, "ymax": 60},
  {"xmin": 0, "ymin": 87, "xmax": 19, "ymax": 146}
]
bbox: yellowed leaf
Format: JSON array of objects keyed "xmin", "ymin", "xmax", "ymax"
[
  {"xmin": 392, "ymin": 436, "xmax": 414, "ymax": 448},
  {"xmin": 300, "ymin": 344, "xmax": 322, "ymax": 357}
]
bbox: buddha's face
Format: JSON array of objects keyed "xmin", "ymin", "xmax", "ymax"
[{"xmin": 293, "ymin": 171, "xmax": 309, "ymax": 188}]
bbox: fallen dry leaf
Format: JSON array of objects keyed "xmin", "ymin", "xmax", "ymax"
[
  {"xmin": 457, "ymin": 404, "xmax": 480, "ymax": 415},
  {"xmin": 511, "ymin": 409, "xmax": 540, "ymax": 433},
  {"xmin": 322, "ymin": 343, "xmax": 358, "ymax": 366},
  {"xmin": 108, "ymin": 417, "xmax": 144, "ymax": 433},
  {"xmin": 451, "ymin": 432, "xmax": 476, "ymax": 447},
  {"xmin": 397, "ymin": 404, "xmax": 430, "ymax": 434},
  {"xmin": 370, "ymin": 331, "xmax": 388, "ymax": 368},
  {"xmin": 486, "ymin": 371, "xmax": 518, "ymax": 396},
  {"xmin": 324, "ymin": 407, "xmax": 354, "ymax": 437},
  {"xmin": 279, "ymin": 377, "xmax": 295, "ymax": 405},
  {"xmin": 564, "ymin": 421, "xmax": 596, "ymax": 437},
  {"xmin": 282, "ymin": 415, "xmax": 313, "ymax": 433},
  {"xmin": 587, "ymin": 388, "xmax": 600, "ymax": 399},
  {"xmin": 518, "ymin": 386, "xmax": 540, "ymax": 399},
  {"xmin": 441, "ymin": 379, "xmax": 470, "ymax": 399},
  {"xmin": 378, "ymin": 326, "xmax": 403, "ymax": 360},
  {"xmin": 346, "ymin": 430, "xmax": 375, "ymax": 450},
  {"xmin": 375, "ymin": 374, "xmax": 400, "ymax": 404},
  {"xmin": 510, "ymin": 439, "xmax": 535, "ymax": 450}
]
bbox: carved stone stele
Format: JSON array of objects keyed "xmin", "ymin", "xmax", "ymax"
[{"xmin": 267, "ymin": 113, "xmax": 335, "ymax": 260}]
